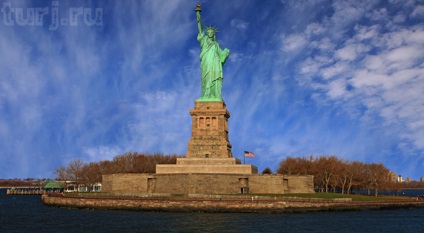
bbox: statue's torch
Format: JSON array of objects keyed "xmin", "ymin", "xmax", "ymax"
[{"xmin": 195, "ymin": 3, "xmax": 202, "ymax": 12}]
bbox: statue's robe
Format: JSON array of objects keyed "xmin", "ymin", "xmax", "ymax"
[{"xmin": 198, "ymin": 33, "xmax": 229, "ymax": 100}]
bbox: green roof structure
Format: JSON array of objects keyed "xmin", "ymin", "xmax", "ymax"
[{"xmin": 43, "ymin": 180, "xmax": 63, "ymax": 189}]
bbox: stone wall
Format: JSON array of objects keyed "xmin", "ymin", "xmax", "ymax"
[
  {"xmin": 102, "ymin": 173, "xmax": 314, "ymax": 195},
  {"xmin": 102, "ymin": 173, "xmax": 150, "ymax": 194},
  {"xmin": 42, "ymin": 194, "xmax": 424, "ymax": 213},
  {"xmin": 285, "ymin": 175, "xmax": 315, "ymax": 194},
  {"xmin": 177, "ymin": 158, "xmax": 241, "ymax": 165},
  {"xmin": 156, "ymin": 158, "xmax": 258, "ymax": 175},
  {"xmin": 156, "ymin": 164, "xmax": 258, "ymax": 175}
]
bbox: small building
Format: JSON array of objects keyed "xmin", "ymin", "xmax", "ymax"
[
  {"xmin": 64, "ymin": 183, "xmax": 78, "ymax": 193},
  {"xmin": 397, "ymin": 175, "xmax": 403, "ymax": 183},
  {"xmin": 43, "ymin": 180, "xmax": 64, "ymax": 191},
  {"xmin": 78, "ymin": 183, "xmax": 102, "ymax": 192}
]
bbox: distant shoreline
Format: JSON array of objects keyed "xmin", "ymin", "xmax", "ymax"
[
  {"xmin": 41, "ymin": 194, "xmax": 424, "ymax": 213},
  {"xmin": 395, "ymin": 188, "xmax": 424, "ymax": 190}
]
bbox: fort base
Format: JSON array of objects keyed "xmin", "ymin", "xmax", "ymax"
[
  {"xmin": 102, "ymin": 173, "xmax": 314, "ymax": 195},
  {"xmin": 102, "ymin": 101, "xmax": 314, "ymax": 195}
]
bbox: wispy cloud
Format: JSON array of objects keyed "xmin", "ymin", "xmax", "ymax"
[
  {"xmin": 281, "ymin": 0, "xmax": 424, "ymax": 177},
  {"xmin": 0, "ymin": 0, "xmax": 423, "ymax": 179}
]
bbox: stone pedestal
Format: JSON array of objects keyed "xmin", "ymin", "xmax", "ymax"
[
  {"xmin": 186, "ymin": 101, "xmax": 232, "ymax": 158},
  {"xmin": 156, "ymin": 101, "xmax": 258, "ymax": 175}
]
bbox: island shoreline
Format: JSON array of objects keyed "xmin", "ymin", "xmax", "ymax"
[{"xmin": 41, "ymin": 194, "xmax": 424, "ymax": 213}]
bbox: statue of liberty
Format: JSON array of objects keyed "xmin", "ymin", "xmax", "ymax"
[{"xmin": 195, "ymin": 4, "xmax": 230, "ymax": 101}]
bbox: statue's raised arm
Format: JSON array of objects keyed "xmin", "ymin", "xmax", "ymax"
[
  {"xmin": 194, "ymin": 4, "xmax": 230, "ymax": 102},
  {"xmin": 195, "ymin": 4, "xmax": 203, "ymax": 35}
]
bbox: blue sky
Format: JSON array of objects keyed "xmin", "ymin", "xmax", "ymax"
[{"xmin": 0, "ymin": 0, "xmax": 423, "ymax": 180}]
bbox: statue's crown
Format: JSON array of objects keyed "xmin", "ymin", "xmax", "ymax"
[{"xmin": 205, "ymin": 25, "xmax": 219, "ymax": 33}]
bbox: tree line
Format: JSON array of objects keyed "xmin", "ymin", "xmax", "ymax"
[
  {"xmin": 0, "ymin": 178, "xmax": 46, "ymax": 187},
  {"xmin": 55, "ymin": 152, "xmax": 180, "ymax": 191},
  {"xmin": 277, "ymin": 155, "xmax": 397, "ymax": 197}
]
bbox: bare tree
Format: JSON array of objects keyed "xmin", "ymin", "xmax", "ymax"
[
  {"xmin": 316, "ymin": 156, "xmax": 340, "ymax": 193},
  {"xmin": 345, "ymin": 161, "xmax": 363, "ymax": 194},
  {"xmin": 81, "ymin": 162, "xmax": 102, "ymax": 192},
  {"xmin": 68, "ymin": 159, "xmax": 85, "ymax": 182},
  {"xmin": 369, "ymin": 163, "xmax": 390, "ymax": 197},
  {"xmin": 54, "ymin": 166, "xmax": 71, "ymax": 181},
  {"xmin": 261, "ymin": 167, "xmax": 273, "ymax": 174}
]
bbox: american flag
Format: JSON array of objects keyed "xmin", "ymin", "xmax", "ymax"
[{"xmin": 244, "ymin": 151, "xmax": 254, "ymax": 157}]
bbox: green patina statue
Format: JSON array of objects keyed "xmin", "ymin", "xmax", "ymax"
[{"xmin": 195, "ymin": 4, "xmax": 230, "ymax": 102}]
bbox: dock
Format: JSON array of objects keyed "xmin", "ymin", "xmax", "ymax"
[{"xmin": 6, "ymin": 188, "xmax": 59, "ymax": 195}]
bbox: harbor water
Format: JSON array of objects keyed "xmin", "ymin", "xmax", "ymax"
[{"xmin": 1, "ymin": 189, "xmax": 423, "ymax": 232}]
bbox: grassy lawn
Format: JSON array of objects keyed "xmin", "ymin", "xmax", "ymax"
[{"xmin": 63, "ymin": 192, "xmax": 115, "ymax": 197}]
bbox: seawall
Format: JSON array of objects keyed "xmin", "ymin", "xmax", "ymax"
[{"xmin": 41, "ymin": 194, "xmax": 424, "ymax": 213}]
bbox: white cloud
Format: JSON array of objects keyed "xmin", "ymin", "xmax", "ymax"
[
  {"xmin": 410, "ymin": 5, "xmax": 424, "ymax": 18},
  {"xmin": 83, "ymin": 145, "xmax": 122, "ymax": 161},
  {"xmin": 366, "ymin": 7, "xmax": 388, "ymax": 21},
  {"xmin": 305, "ymin": 23, "xmax": 326, "ymax": 36},
  {"xmin": 330, "ymin": 1, "xmax": 370, "ymax": 28},
  {"xmin": 335, "ymin": 43, "xmax": 370, "ymax": 61},
  {"xmin": 386, "ymin": 46, "xmax": 422, "ymax": 65},
  {"xmin": 316, "ymin": 37, "xmax": 336, "ymax": 51},
  {"xmin": 122, "ymin": 90, "xmax": 192, "ymax": 155},
  {"xmin": 299, "ymin": 58, "xmax": 320, "ymax": 75},
  {"xmin": 363, "ymin": 55, "xmax": 385, "ymax": 71},
  {"xmin": 231, "ymin": 19, "xmax": 249, "ymax": 30},
  {"xmin": 327, "ymin": 78, "xmax": 347, "ymax": 98},
  {"xmin": 393, "ymin": 13, "xmax": 406, "ymax": 23},
  {"xmin": 285, "ymin": 0, "xmax": 424, "ymax": 161},
  {"xmin": 320, "ymin": 62, "xmax": 349, "ymax": 80},
  {"xmin": 281, "ymin": 34, "xmax": 307, "ymax": 52},
  {"xmin": 351, "ymin": 70, "xmax": 388, "ymax": 88},
  {"xmin": 354, "ymin": 25, "xmax": 380, "ymax": 41}
]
